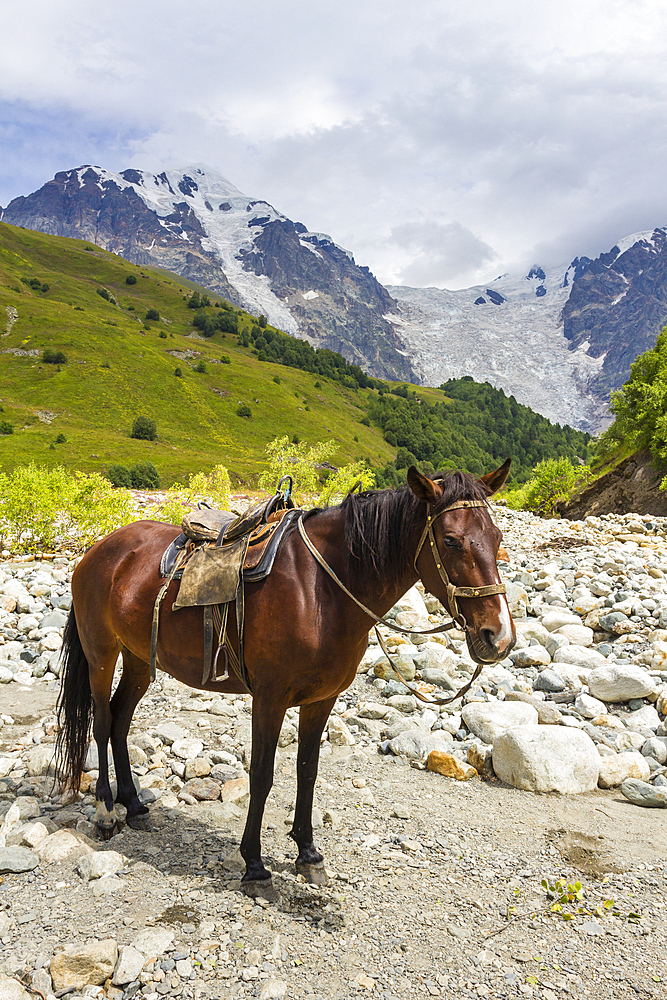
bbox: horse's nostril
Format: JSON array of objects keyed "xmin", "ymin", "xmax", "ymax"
[{"xmin": 481, "ymin": 628, "xmax": 497, "ymax": 651}]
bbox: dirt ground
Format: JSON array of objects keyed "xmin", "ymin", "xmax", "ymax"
[{"xmin": 1, "ymin": 677, "xmax": 666, "ymax": 1000}]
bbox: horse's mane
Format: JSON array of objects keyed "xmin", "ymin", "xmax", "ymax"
[{"xmin": 340, "ymin": 470, "xmax": 489, "ymax": 590}]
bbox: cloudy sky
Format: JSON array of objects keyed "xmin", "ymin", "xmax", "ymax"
[{"xmin": 2, "ymin": 0, "xmax": 667, "ymax": 288}]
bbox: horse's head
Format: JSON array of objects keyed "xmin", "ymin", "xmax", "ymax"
[{"xmin": 407, "ymin": 461, "xmax": 515, "ymax": 664}]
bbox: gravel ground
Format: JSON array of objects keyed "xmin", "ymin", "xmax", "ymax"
[{"xmin": 0, "ymin": 505, "xmax": 665, "ymax": 1000}]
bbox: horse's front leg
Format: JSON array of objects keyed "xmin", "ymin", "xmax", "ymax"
[
  {"xmin": 291, "ymin": 696, "xmax": 336, "ymax": 881},
  {"xmin": 240, "ymin": 697, "xmax": 286, "ymax": 883}
]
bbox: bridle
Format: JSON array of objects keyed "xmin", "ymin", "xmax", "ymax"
[
  {"xmin": 413, "ymin": 498, "xmax": 506, "ymax": 626},
  {"xmin": 296, "ymin": 495, "xmax": 508, "ymax": 707}
]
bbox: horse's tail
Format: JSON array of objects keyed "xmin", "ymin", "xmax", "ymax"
[{"xmin": 55, "ymin": 608, "xmax": 92, "ymax": 791}]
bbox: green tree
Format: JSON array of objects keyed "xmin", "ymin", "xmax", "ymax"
[
  {"xmin": 130, "ymin": 415, "xmax": 157, "ymax": 441},
  {"xmin": 129, "ymin": 461, "xmax": 160, "ymax": 489}
]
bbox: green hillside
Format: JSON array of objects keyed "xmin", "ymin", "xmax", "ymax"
[
  {"xmin": 0, "ymin": 221, "xmax": 590, "ymax": 488},
  {"xmin": 0, "ymin": 222, "xmax": 394, "ymax": 484}
]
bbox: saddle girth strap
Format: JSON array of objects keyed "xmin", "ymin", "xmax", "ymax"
[{"xmin": 150, "ymin": 547, "xmax": 188, "ymax": 681}]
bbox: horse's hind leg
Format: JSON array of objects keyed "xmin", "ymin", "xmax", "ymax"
[
  {"xmin": 89, "ymin": 654, "xmax": 121, "ymax": 839},
  {"xmin": 110, "ymin": 648, "xmax": 151, "ymax": 828},
  {"xmin": 291, "ymin": 696, "xmax": 336, "ymax": 883},
  {"xmin": 240, "ymin": 700, "xmax": 286, "ymax": 884}
]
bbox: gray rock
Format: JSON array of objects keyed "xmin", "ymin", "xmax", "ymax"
[
  {"xmin": 510, "ymin": 646, "xmax": 551, "ymax": 668},
  {"xmin": 492, "ymin": 725, "xmax": 600, "ymax": 794},
  {"xmin": 112, "ymin": 945, "xmax": 145, "ymax": 986},
  {"xmin": 620, "ymin": 778, "xmax": 667, "ymax": 808},
  {"xmin": 552, "ymin": 645, "xmax": 608, "ymax": 670},
  {"xmin": 461, "ymin": 701, "xmax": 538, "ymax": 745},
  {"xmin": 625, "ymin": 705, "xmax": 661, "ymax": 731},
  {"xmin": 0, "ymin": 846, "xmax": 39, "ymax": 873},
  {"xmin": 386, "ymin": 694, "xmax": 418, "ymax": 714},
  {"xmin": 533, "ymin": 669, "xmax": 566, "ymax": 693},
  {"xmin": 642, "ymin": 737, "xmax": 667, "ymax": 764},
  {"xmin": 131, "ymin": 928, "xmax": 174, "ymax": 958},
  {"xmin": 387, "ymin": 730, "xmax": 454, "ymax": 761},
  {"xmin": 588, "ymin": 663, "xmax": 658, "ymax": 703},
  {"xmin": 76, "ymin": 850, "xmax": 126, "ymax": 880},
  {"xmin": 39, "ymin": 609, "xmax": 68, "ymax": 630},
  {"xmin": 154, "ymin": 722, "xmax": 185, "ymax": 745}
]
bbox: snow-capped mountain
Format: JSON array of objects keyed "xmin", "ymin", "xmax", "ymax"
[
  {"xmin": 0, "ymin": 164, "xmax": 412, "ymax": 382},
  {"xmin": 4, "ymin": 162, "xmax": 667, "ymax": 433},
  {"xmin": 388, "ymin": 229, "xmax": 667, "ymax": 433}
]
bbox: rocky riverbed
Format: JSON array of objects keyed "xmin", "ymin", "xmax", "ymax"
[{"xmin": 0, "ymin": 507, "xmax": 665, "ymax": 1000}]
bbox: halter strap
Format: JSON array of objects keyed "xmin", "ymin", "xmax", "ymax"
[{"xmin": 413, "ymin": 499, "xmax": 506, "ymax": 624}]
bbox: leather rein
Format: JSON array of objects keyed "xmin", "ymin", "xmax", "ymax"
[{"xmin": 297, "ymin": 498, "xmax": 507, "ymax": 707}]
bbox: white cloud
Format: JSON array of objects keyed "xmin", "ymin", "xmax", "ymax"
[{"xmin": 2, "ymin": 0, "xmax": 667, "ymax": 286}]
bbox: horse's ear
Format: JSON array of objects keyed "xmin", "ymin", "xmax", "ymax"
[
  {"xmin": 407, "ymin": 466, "xmax": 443, "ymax": 504},
  {"xmin": 478, "ymin": 458, "xmax": 511, "ymax": 496}
]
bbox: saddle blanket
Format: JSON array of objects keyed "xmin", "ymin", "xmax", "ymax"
[{"xmin": 160, "ymin": 507, "xmax": 301, "ymax": 608}]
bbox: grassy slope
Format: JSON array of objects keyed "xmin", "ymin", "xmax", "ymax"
[{"xmin": 0, "ymin": 223, "xmax": 396, "ymax": 484}]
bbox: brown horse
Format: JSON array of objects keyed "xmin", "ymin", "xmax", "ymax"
[{"xmin": 56, "ymin": 463, "xmax": 514, "ymax": 886}]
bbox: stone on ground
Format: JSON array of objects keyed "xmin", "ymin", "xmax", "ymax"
[
  {"xmin": 620, "ymin": 778, "xmax": 667, "ymax": 808},
  {"xmin": 0, "ymin": 846, "xmax": 39, "ymax": 873},
  {"xmin": 597, "ymin": 751, "xmax": 650, "ymax": 788},
  {"xmin": 587, "ymin": 663, "xmax": 658, "ymax": 703},
  {"xmin": 426, "ymin": 750, "xmax": 477, "ymax": 780},
  {"xmin": 492, "ymin": 725, "xmax": 599, "ymax": 794},
  {"xmin": 50, "ymin": 939, "xmax": 118, "ymax": 990},
  {"xmin": 461, "ymin": 701, "xmax": 538, "ymax": 745},
  {"xmin": 112, "ymin": 945, "xmax": 146, "ymax": 986}
]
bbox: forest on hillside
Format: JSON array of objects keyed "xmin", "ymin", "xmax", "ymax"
[{"xmin": 368, "ymin": 377, "xmax": 591, "ymax": 486}]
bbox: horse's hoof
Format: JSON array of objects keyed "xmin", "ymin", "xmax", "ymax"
[
  {"xmin": 96, "ymin": 822, "xmax": 116, "ymax": 841},
  {"xmin": 126, "ymin": 814, "xmax": 151, "ymax": 832},
  {"xmin": 296, "ymin": 861, "xmax": 330, "ymax": 887},
  {"xmin": 242, "ymin": 878, "xmax": 278, "ymax": 903}
]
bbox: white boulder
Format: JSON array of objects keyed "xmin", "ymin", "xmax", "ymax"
[
  {"xmin": 598, "ymin": 751, "xmax": 650, "ymax": 789},
  {"xmin": 461, "ymin": 701, "xmax": 538, "ymax": 746},
  {"xmin": 588, "ymin": 664, "xmax": 658, "ymax": 703},
  {"xmin": 492, "ymin": 725, "xmax": 599, "ymax": 794}
]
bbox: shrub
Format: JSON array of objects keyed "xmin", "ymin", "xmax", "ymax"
[
  {"xmin": 258, "ymin": 314, "xmax": 267, "ymax": 328},
  {"xmin": 130, "ymin": 415, "xmax": 157, "ymax": 441},
  {"xmin": 236, "ymin": 403, "xmax": 252, "ymax": 418},
  {"xmin": 159, "ymin": 331, "xmax": 167, "ymax": 339},
  {"xmin": 195, "ymin": 360, "xmax": 207, "ymax": 373},
  {"xmin": 0, "ymin": 463, "xmax": 136, "ymax": 552},
  {"xmin": 145, "ymin": 308, "xmax": 160, "ymax": 321},
  {"xmin": 107, "ymin": 464, "xmax": 132, "ymax": 488},
  {"xmin": 259, "ymin": 435, "xmax": 374, "ymax": 505},
  {"xmin": 42, "ymin": 349, "xmax": 67, "ymax": 365},
  {"xmin": 273, "ymin": 375, "xmax": 281, "ymax": 384},
  {"xmin": 174, "ymin": 367, "xmax": 183, "ymax": 377},
  {"xmin": 55, "ymin": 433, "xmax": 67, "ymax": 444},
  {"xmin": 129, "ymin": 461, "xmax": 160, "ymax": 489},
  {"xmin": 314, "ymin": 381, "xmax": 321, "ymax": 388},
  {"xmin": 41, "ymin": 283, "xmax": 49, "ymax": 293},
  {"xmin": 188, "ymin": 292, "xmax": 202, "ymax": 310},
  {"xmin": 0, "ymin": 421, "xmax": 13, "ymax": 435},
  {"xmin": 149, "ymin": 465, "xmax": 232, "ymax": 525},
  {"xmin": 220, "ymin": 354, "xmax": 231, "ymax": 364},
  {"xmin": 505, "ymin": 458, "xmax": 591, "ymax": 517},
  {"xmin": 96, "ymin": 288, "xmax": 110, "ymax": 301},
  {"xmin": 125, "ymin": 274, "xmax": 137, "ymax": 285}
]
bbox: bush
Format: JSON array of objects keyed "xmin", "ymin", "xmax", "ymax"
[
  {"xmin": 174, "ymin": 367, "xmax": 183, "ymax": 377},
  {"xmin": 129, "ymin": 461, "xmax": 160, "ymax": 489},
  {"xmin": 0, "ymin": 421, "xmax": 13, "ymax": 435},
  {"xmin": 259, "ymin": 435, "xmax": 374, "ymax": 505},
  {"xmin": 145, "ymin": 308, "xmax": 160, "ymax": 321},
  {"xmin": 125, "ymin": 274, "xmax": 137, "ymax": 285},
  {"xmin": 42, "ymin": 349, "xmax": 67, "ymax": 365},
  {"xmin": 149, "ymin": 465, "xmax": 232, "ymax": 525},
  {"xmin": 220, "ymin": 354, "xmax": 231, "ymax": 364},
  {"xmin": 107, "ymin": 464, "xmax": 132, "ymax": 488},
  {"xmin": 159, "ymin": 331, "xmax": 167, "ymax": 339},
  {"xmin": 0, "ymin": 464, "xmax": 136, "ymax": 552},
  {"xmin": 258, "ymin": 314, "xmax": 267, "ymax": 328},
  {"xmin": 41, "ymin": 283, "xmax": 49, "ymax": 293},
  {"xmin": 504, "ymin": 458, "xmax": 591, "ymax": 517},
  {"xmin": 55, "ymin": 433, "xmax": 67, "ymax": 444},
  {"xmin": 195, "ymin": 360, "xmax": 207, "ymax": 373},
  {"xmin": 96, "ymin": 288, "xmax": 110, "ymax": 301},
  {"xmin": 273, "ymin": 375, "xmax": 281, "ymax": 384},
  {"xmin": 187, "ymin": 292, "xmax": 202, "ymax": 309},
  {"xmin": 130, "ymin": 415, "xmax": 157, "ymax": 441},
  {"xmin": 236, "ymin": 403, "xmax": 252, "ymax": 418}
]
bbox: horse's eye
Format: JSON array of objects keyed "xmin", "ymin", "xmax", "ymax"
[{"xmin": 442, "ymin": 536, "xmax": 459, "ymax": 549}]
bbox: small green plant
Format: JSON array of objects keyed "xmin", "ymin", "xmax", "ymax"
[
  {"xmin": 129, "ymin": 461, "xmax": 160, "ymax": 489},
  {"xmin": 314, "ymin": 381, "xmax": 321, "ymax": 388},
  {"xmin": 174, "ymin": 367, "xmax": 183, "ymax": 377},
  {"xmin": 125, "ymin": 274, "xmax": 137, "ymax": 285},
  {"xmin": 159, "ymin": 331, "xmax": 167, "ymax": 339},
  {"xmin": 195, "ymin": 360, "xmax": 207, "ymax": 373},
  {"xmin": 0, "ymin": 421, "xmax": 14, "ymax": 435},
  {"xmin": 55, "ymin": 433, "xmax": 67, "ymax": 444},
  {"xmin": 107, "ymin": 464, "xmax": 132, "ymax": 488},
  {"xmin": 42, "ymin": 349, "xmax": 67, "ymax": 365},
  {"xmin": 236, "ymin": 403, "xmax": 252, "ymax": 418},
  {"xmin": 96, "ymin": 287, "xmax": 110, "ymax": 301},
  {"xmin": 220, "ymin": 354, "xmax": 231, "ymax": 364},
  {"xmin": 258, "ymin": 314, "xmax": 267, "ymax": 328},
  {"xmin": 145, "ymin": 308, "xmax": 160, "ymax": 321},
  {"xmin": 130, "ymin": 415, "xmax": 157, "ymax": 441},
  {"xmin": 273, "ymin": 375, "xmax": 281, "ymax": 384}
]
